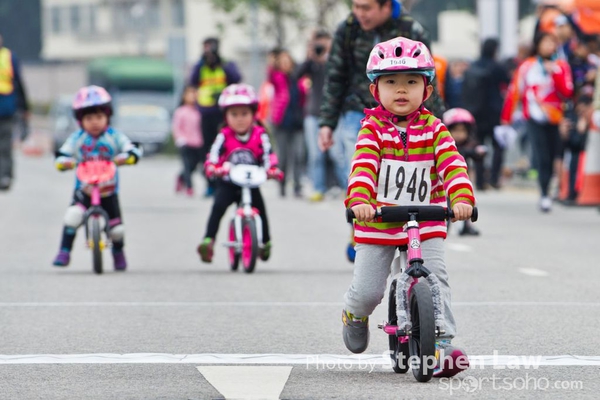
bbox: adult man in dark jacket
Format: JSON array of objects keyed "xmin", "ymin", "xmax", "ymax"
[
  {"xmin": 189, "ymin": 37, "xmax": 241, "ymax": 196},
  {"xmin": 463, "ymin": 38, "xmax": 510, "ymax": 190},
  {"xmin": 0, "ymin": 34, "xmax": 29, "ymax": 191},
  {"xmin": 318, "ymin": 0, "xmax": 443, "ymax": 262}
]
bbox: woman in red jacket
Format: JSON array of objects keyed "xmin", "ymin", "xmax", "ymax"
[{"xmin": 501, "ymin": 31, "xmax": 574, "ymax": 212}]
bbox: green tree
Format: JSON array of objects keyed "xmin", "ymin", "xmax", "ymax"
[{"xmin": 209, "ymin": 0, "xmax": 307, "ymax": 48}]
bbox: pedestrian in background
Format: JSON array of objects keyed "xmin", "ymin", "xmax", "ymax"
[
  {"xmin": 189, "ymin": 37, "xmax": 241, "ymax": 197},
  {"xmin": 173, "ymin": 85, "xmax": 203, "ymax": 197},
  {"xmin": 0, "ymin": 33, "xmax": 29, "ymax": 191},
  {"xmin": 269, "ymin": 48, "xmax": 306, "ymax": 198},
  {"xmin": 502, "ymin": 32, "xmax": 574, "ymax": 213},
  {"xmin": 296, "ymin": 29, "xmax": 347, "ymax": 202}
]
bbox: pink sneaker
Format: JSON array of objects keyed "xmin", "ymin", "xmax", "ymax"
[
  {"xmin": 186, "ymin": 188, "xmax": 194, "ymax": 197},
  {"xmin": 433, "ymin": 340, "xmax": 470, "ymax": 378},
  {"xmin": 175, "ymin": 176, "xmax": 184, "ymax": 193}
]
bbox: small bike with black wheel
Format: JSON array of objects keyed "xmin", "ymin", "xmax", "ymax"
[
  {"xmin": 347, "ymin": 205, "xmax": 478, "ymax": 382},
  {"xmin": 223, "ymin": 164, "xmax": 281, "ymax": 273},
  {"xmin": 76, "ymin": 160, "xmax": 117, "ymax": 274}
]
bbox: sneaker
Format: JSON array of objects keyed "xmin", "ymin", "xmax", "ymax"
[
  {"xmin": 342, "ymin": 309, "xmax": 369, "ymax": 354},
  {"xmin": 346, "ymin": 242, "xmax": 356, "ymax": 263},
  {"xmin": 308, "ymin": 192, "xmax": 324, "ymax": 202},
  {"xmin": 260, "ymin": 241, "xmax": 271, "ymax": 261},
  {"xmin": 197, "ymin": 238, "xmax": 214, "ymax": 263},
  {"xmin": 52, "ymin": 250, "xmax": 71, "ymax": 267},
  {"xmin": 540, "ymin": 197, "xmax": 552, "ymax": 213},
  {"xmin": 175, "ymin": 176, "xmax": 184, "ymax": 193},
  {"xmin": 186, "ymin": 188, "xmax": 194, "ymax": 197},
  {"xmin": 433, "ymin": 339, "xmax": 470, "ymax": 378},
  {"xmin": 112, "ymin": 250, "xmax": 127, "ymax": 271},
  {"xmin": 0, "ymin": 177, "xmax": 11, "ymax": 191}
]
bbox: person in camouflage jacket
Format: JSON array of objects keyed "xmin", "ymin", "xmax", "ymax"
[
  {"xmin": 318, "ymin": 0, "xmax": 445, "ymax": 263},
  {"xmin": 318, "ymin": 0, "xmax": 445, "ymax": 164}
]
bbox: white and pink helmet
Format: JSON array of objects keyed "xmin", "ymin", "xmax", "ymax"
[
  {"xmin": 218, "ymin": 83, "xmax": 259, "ymax": 110},
  {"xmin": 72, "ymin": 85, "xmax": 112, "ymax": 120},
  {"xmin": 366, "ymin": 37, "xmax": 436, "ymax": 83},
  {"xmin": 443, "ymin": 108, "xmax": 475, "ymax": 127}
]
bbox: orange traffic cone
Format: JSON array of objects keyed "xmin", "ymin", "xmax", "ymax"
[
  {"xmin": 558, "ymin": 158, "xmax": 570, "ymax": 201},
  {"xmin": 576, "ymin": 128, "xmax": 600, "ymax": 206}
]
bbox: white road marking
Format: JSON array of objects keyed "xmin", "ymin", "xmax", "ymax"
[
  {"xmin": 446, "ymin": 243, "xmax": 473, "ymax": 252},
  {"xmin": 197, "ymin": 366, "xmax": 291, "ymax": 400},
  {"xmin": 0, "ymin": 353, "xmax": 599, "ymax": 367},
  {"xmin": 519, "ymin": 268, "xmax": 549, "ymax": 277},
  {"xmin": 0, "ymin": 301, "xmax": 599, "ymax": 307}
]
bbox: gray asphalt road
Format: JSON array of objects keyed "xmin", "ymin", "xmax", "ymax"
[{"xmin": 1, "ymin": 154, "xmax": 599, "ymax": 399}]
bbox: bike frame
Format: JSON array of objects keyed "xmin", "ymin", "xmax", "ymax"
[
  {"xmin": 82, "ymin": 184, "xmax": 111, "ymax": 245},
  {"xmin": 231, "ymin": 185, "xmax": 264, "ymax": 251}
]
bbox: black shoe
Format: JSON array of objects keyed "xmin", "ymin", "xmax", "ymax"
[{"xmin": 459, "ymin": 224, "xmax": 480, "ymax": 236}]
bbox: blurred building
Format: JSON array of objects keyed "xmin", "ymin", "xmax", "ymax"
[{"xmin": 0, "ymin": 0, "xmax": 42, "ymax": 61}]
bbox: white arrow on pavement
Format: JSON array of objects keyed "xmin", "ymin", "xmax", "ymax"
[{"xmin": 197, "ymin": 366, "xmax": 292, "ymax": 400}]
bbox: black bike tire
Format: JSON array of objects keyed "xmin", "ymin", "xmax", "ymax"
[
  {"xmin": 409, "ymin": 281, "xmax": 436, "ymax": 382},
  {"xmin": 92, "ymin": 218, "xmax": 103, "ymax": 275},
  {"xmin": 229, "ymin": 220, "xmax": 240, "ymax": 271},
  {"xmin": 388, "ymin": 280, "xmax": 409, "ymax": 374},
  {"xmin": 241, "ymin": 218, "xmax": 258, "ymax": 273}
]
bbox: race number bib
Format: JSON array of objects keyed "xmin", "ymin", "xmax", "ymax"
[{"xmin": 377, "ymin": 160, "xmax": 432, "ymax": 205}]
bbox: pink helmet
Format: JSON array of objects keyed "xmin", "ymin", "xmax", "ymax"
[
  {"xmin": 218, "ymin": 84, "xmax": 259, "ymax": 110},
  {"xmin": 443, "ymin": 108, "xmax": 475, "ymax": 127},
  {"xmin": 366, "ymin": 37, "xmax": 436, "ymax": 83},
  {"xmin": 72, "ymin": 85, "xmax": 112, "ymax": 120}
]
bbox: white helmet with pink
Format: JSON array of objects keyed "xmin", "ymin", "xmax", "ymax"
[
  {"xmin": 72, "ymin": 85, "xmax": 113, "ymax": 121},
  {"xmin": 443, "ymin": 108, "xmax": 476, "ymax": 127},
  {"xmin": 218, "ymin": 83, "xmax": 259, "ymax": 110},
  {"xmin": 366, "ymin": 37, "xmax": 436, "ymax": 83}
]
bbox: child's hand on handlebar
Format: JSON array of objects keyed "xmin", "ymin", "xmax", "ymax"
[
  {"xmin": 452, "ymin": 203, "xmax": 473, "ymax": 222},
  {"xmin": 55, "ymin": 157, "xmax": 76, "ymax": 171},
  {"xmin": 114, "ymin": 153, "xmax": 134, "ymax": 166},
  {"xmin": 267, "ymin": 167, "xmax": 284, "ymax": 181},
  {"xmin": 351, "ymin": 204, "xmax": 376, "ymax": 222}
]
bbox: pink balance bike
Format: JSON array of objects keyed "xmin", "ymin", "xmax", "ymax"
[
  {"xmin": 75, "ymin": 160, "xmax": 118, "ymax": 275},
  {"xmin": 223, "ymin": 164, "xmax": 281, "ymax": 273},
  {"xmin": 347, "ymin": 205, "xmax": 478, "ymax": 382}
]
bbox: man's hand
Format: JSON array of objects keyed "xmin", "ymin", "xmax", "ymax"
[
  {"xmin": 351, "ymin": 204, "xmax": 375, "ymax": 222},
  {"xmin": 452, "ymin": 203, "xmax": 473, "ymax": 222},
  {"xmin": 318, "ymin": 126, "xmax": 333, "ymax": 151}
]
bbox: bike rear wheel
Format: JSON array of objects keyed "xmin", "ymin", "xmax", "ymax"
[
  {"xmin": 409, "ymin": 281, "xmax": 436, "ymax": 382},
  {"xmin": 241, "ymin": 218, "xmax": 258, "ymax": 273},
  {"xmin": 228, "ymin": 220, "xmax": 240, "ymax": 271},
  {"xmin": 91, "ymin": 218, "xmax": 103, "ymax": 275},
  {"xmin": 388, "ymin": 280, "xmax": 409, "ymax": 374}
]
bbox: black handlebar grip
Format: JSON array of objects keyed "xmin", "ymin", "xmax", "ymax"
[
  {"xmin": 471, "ymin": 207, "xmax": 478, "ymax": 223},
  {"xmin": 346, "ymin": 208, "xmax": 356, "ymax": 223}
]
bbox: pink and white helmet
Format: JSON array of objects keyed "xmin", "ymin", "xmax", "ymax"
[
  {"xmin": 443, "ymin": 108, "xmax": 475, "ymax": 127},
  {"xmin": 72, "ymin": 85, "xmax": 112, "ymax": 120},
  {"xmin": 218, "ymin": 83, "xmax": 259, "ymax": 110},
  {"xmin": 366, "ymin": 37, "xmax": 436, "ymax": 83}
]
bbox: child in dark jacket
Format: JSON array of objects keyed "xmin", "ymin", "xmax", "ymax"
[{"xmin": 443, "ymin": 108, "xmax": 487, "ymax": 236}]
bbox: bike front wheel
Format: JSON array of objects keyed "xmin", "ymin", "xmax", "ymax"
[
  {"xmin": 229, "ymin": 220, "xmax": 240, "ymax": 271},
  {"xmin": 91, "ymin": 218, "xmax": 103, "ymax": 274},
  {"xmin": 388, "ymin": 280, "xmax": 409, "ymax": 374},
  {"xmin": 408, "ymin": 281, "xmax": 436, "ymax": 382},
  {"xmin": 241, "ymin": 218, "xmax": 258, "ymax": 273}
]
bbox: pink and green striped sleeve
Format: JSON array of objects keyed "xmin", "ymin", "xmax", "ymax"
[{"xmin": 344, "ymin": 123, "xmax": 381, "ymax": 210}]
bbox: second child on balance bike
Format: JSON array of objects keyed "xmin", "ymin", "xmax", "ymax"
[
  {"xmin": 343, "ymin": 37, "xmax": 475, "ymax": 377},
  {"xmin": 197, "ymin": 84, "xmax": 282, "ymax": 263}
]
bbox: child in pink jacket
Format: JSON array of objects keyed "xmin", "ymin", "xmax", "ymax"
[{"xmin": 172, "ymin": 86, "xmax": 203, "ymax": 196}]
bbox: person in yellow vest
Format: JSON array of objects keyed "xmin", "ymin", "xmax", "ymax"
[
  {"xmin": 189, "ymin": 37, "xmax": 241, "ymax": 197},
  {"xmin": 0, "ymin": 34, "xmax": 29, "ymax": 191}
]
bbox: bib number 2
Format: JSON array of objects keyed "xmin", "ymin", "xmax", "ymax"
[{"xmin": 377, "ymin": 160, "xmax": 431, "ymax": 205}]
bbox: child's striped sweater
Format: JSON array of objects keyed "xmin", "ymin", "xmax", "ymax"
[{"xmin": 345, "ymin": 106, "xmax": 475, "ymax": 246}]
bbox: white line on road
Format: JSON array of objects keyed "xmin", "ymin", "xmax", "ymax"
[
  {"xmin": 446, "ymin": 243, "xmax": 473, "ymax": 252},
  {"xmin": 519, "ymin": 268, "xmax": 549, "ymax": 277},
  {"xmin": 1, "ymin": 353, "xmax": 599, "ymax": 367},
  {"xmin": 0, "ymin": 301, "xmax": 599, "ymax": 307}
]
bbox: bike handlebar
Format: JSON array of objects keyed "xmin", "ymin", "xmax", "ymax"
[{"xmin": 346, "ymin": 205, "xmax": 478, "ymax": 223}]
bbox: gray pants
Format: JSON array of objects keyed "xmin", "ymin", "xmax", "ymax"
[
  {"xmin": 274, "ymin": 128, "xmax": 305, "ymax": 192},
  {"xmin": 0, "ymin": 117, "xmax": 14, "ymax": 180},
  {"xmin": 344, "ymin": 238, "xmax": 457, "ymax": 338}
]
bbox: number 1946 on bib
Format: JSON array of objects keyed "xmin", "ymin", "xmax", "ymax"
[{"xmin": 377, "ymin": 160, "xmax": 432, "ymax": 205}]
